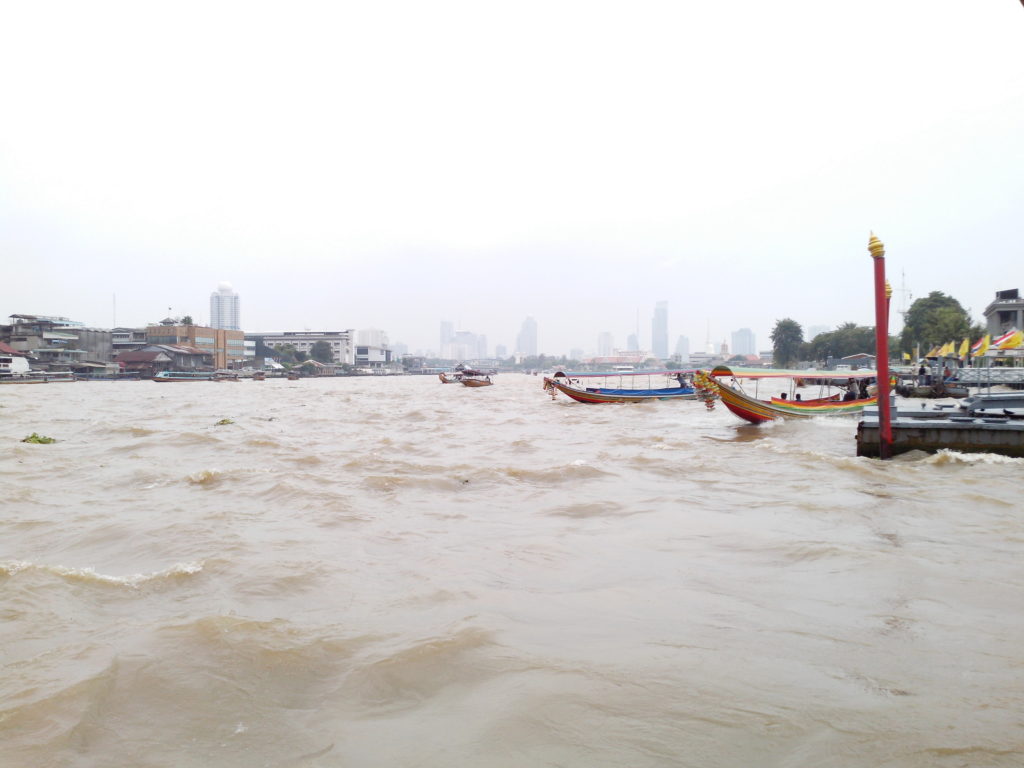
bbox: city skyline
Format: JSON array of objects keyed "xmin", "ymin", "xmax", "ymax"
[{"xmin": 2, "ymin": 3, "xmax": 1020, "ymax": 359}]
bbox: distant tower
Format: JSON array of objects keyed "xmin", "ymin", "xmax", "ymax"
[
  {"xmin": 597, "ymin": 332, "xmax": 614, "ymax": 357},
  {"xmin": 651, "ymin": 301, "xmax": 668, "ymax": 360},
  {"xmin": 210, "ymin": 282, "xmax": 240, "ymax": 330},
  {"xmin": 731, "ymin": 327, "xmax": 756, "ymax": 356},
  {"xmin": 675, "ymin": 335, "xmax": 690, "ymax": 360},
  {"xmin": 627, "ymin": 333, "xmax": 639, "ymax": 352},
  {"xmin": 516, "ymin": 316, "xmax": 538, "ymax": 357}
]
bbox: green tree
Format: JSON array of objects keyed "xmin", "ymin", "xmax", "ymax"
[
  {"xmin": 273, "ymin": 344, "xmax": 298, "ymax": 363},
  {"xmin": 806, "ymin": 322, "xmax": 876, "ymax": 364},
  {"xmin": 900, "ymin": 292, "xmax": 980, "ymax": 356},
  {"xmin": 180, "ymin": 315, "xmax": 194, "ymax": 325},
  {"xmin": 770, "ymin": 318, "xmax": 804, "ymax": 368},
  {"xmin": 310, "ymin": 340, "xmax": 333, "ymax": 363}
]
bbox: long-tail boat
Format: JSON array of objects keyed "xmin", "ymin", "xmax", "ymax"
[
  {"xmin": 438, "ymin": 372, "xmax": 462, "ymax": 383},
  {"xmin": 460, "ymin": 369, "xmax": 494, "ymax": 387},
  {"xmin": 701, "ymin": 365, "xmax": 878, "ymax": 424},
  {"xmin": 543, "ymin": 370, "xmax": 697, "ymax": 404}
]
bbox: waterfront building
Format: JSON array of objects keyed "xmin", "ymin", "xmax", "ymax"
[
  {"xmin": 209, "ymin": 282, "xmax": 240, "ymax": 330},
  {"xmin": 247, "ymin": 330, "xmax": 355, "ymax": 365},
  {"xmin": 1, "ymin": 314, "xmax": 114, "ymax": 374},
  {"xmin": 651, "ymin": 301, "xmax": 668, "ymax": 360},
  {"xmin": 148, "ymin": 318, "xmax": 245, "ymax": 369},
  {"xmin": 116, "ymin": 344, "xmax": 213, "ymax": 378},
  {"xmin": 984, "ymin": 288, "xmax": 1024, "ymax": 335}
]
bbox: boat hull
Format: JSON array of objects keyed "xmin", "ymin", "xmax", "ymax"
[
  {"xmin": 544, "ymin": 377, "xmax": 695, "ymax": 404},
  {"xmin": 711, "ymin": 373, "xmax": 876, "ymax": 424},
  {"xmin": 461, "ymin": 378, "xmax": 493, "ymax": 387}
]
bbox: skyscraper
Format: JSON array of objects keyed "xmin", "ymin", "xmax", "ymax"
[
  {"xmin": 209, "ymin": 282, "xmax": 240, "ymax": 330},
  {"xmin": 651, "ymin": 301, "xmax": 668, "ymax": 360},
  {"xmin": 675, "ymin": 335, "xmax": 690, "ymax": 360},
  {"xmin": 516, "ymin": 316, "xmax": 538, "ymax": 357},
  {"xmin": 731, "ymin": 327, "xmax": 756, "ymax": 356},
  {"xmin": 597, "ymin": 332, "xmax": 614, "ymax": 357}
]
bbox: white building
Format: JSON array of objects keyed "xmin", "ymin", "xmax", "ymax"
[
  {"xmin": 249, "ymin": 330, "xmax": 355, "ymax": 364},
  {"xmin": 209, "ymin": 282, "xmax": 240, "ymax": 330}
]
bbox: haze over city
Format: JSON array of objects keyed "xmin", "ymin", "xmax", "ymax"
[{"xmin": 2, "ymin": 1, "xmax": 1021, "ymax": 357}]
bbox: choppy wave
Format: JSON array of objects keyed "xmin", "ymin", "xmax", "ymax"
[{"xmin": 1, "ymin": 560, "xmax": 204, "ymax": 587}]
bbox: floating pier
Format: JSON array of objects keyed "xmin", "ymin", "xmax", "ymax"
[{"xmin": 856, "ymin": 403, "xmax": 1024, "ymax": 458}]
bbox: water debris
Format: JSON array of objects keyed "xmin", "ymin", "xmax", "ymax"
[
  {"xmin": 21, "ymin": 433, "xmax": 56, "ymax": 444},
  {"xmin": 215, "ymin": 418, "xmax": 235, "ymax": 426}
]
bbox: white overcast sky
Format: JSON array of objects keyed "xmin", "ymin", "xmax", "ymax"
[{"xmin": 1, "ymin": 1, "xmax": 1022, "ymax": 356}]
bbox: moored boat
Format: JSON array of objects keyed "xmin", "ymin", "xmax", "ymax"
[
  {"xmin": 702, "ymin": 365, "xmax": 878, "ymax": 424},
  {"xmin": 543, "ymin": 370, "xmax": 696, "ymax": 404}
]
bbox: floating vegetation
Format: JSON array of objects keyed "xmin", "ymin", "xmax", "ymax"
[
  {"xmin": 22, "ymin": 433, "xmax": 57, "ymax": 444},
  {"xmin": 215, "ymin": 418, "xmax": 235, "ymax": 426}
]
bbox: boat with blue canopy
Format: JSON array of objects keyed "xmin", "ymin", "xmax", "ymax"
[{"xmin": 543, "ymin": 370, "xmax": 697, "ymax": 403}]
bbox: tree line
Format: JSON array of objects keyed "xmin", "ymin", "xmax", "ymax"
[{"xmin": 771, "ymin": 291, "xmax": 984, "ymax": 367}]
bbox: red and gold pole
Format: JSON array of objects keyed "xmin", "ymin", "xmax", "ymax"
[{"xmin": 869, "ymin": 233, "xmax": 892, "ymax": 459}]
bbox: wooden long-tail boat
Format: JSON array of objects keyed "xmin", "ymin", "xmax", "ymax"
[
  {"xmin": 438, "ymin": 372, "xmax": 462, "ymax": 383},
  {"xmin": 702, "ymin": 365, "xmax": 878, "ymax": 424},
  {"xmin": 461, "ymin": 373, "xmax": 493, "ymax": 387},
  {"xmin": 543, "ymin": 370, "xmax": 697, "ymax": 404}
]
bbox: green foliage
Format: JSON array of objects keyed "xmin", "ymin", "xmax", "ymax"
[
  {"xmin": 900, "ymin": 292, "xmax": 977, "ymax": 354},
  {"xmin": 805, "ymin": 322, "xmax": 876, "ymax": 363},
  {"xmin": 181, "ymin": 315, "xmax": 194, "ymax": 325},
  {"xmin": 770, "ymin": 318, "xmax": 804, "ymax": 368},
  {"xmin": 214, "ymin": 418, "xmax": 234, "ymax": 426},
  {"xmin": 22, "ymin": 432, "xmax": 56, "ymax": 444},
  {"xmin": 309, "ymin": 340, "xmax": 333, "ymax": 363},
  {"xmin": 273, "ymin": 344, "xmax": 298, "ymax": 363}
]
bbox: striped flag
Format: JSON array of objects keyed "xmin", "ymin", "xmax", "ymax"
[
  {"xmin": 998, "ymin": 330, "xmax": 1024, "ymax": 350},
  {"xmin": 972, "ymin": 334, "xmax": 991, "ymax": 357}
]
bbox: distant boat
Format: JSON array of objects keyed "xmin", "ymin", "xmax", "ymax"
[
  {"xmin": 460, "ymin": 371, "xmax": 494, "ymax": 387},
  {"xmin": 543, "ymin": 370, "xmax": 697, "ymax": 404},
  {"xmin": 152, "ymin": 371, "xmax": 216, "ymax": 382},
  {"xmin": 287, "ymin": 372, "xmax": 300, "ymax": 381},
  {"xmin": 703, "ymin": 365, "xmax": 877, "ymax": 424},
  {"xmin": 439, "ymin": 372, "xmax": 462, "ymax": 383}
]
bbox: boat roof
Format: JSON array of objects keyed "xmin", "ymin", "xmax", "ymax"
[
  {"xmin": 711, "ymin": 365, "xmax": 878, "ymax": 380},
  {"xmin": 552, "ymin": 369, "xmax": 698, "ymax": 378}
]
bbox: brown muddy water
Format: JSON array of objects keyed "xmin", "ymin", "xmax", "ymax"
[{"xmin": 1, "ymin": 375, "xmax": 1022, "ymax": 767}]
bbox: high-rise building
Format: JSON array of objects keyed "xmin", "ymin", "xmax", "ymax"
[
  {"xmin": 210, "ymin": 282, "xmax": 240, "ymax": 330},
  {"xmin": 440, "ymin": 321, "xmax": 454, "ymax": 352},
  {"xmin": 674, "ymin": 335, "xmax": 690, "ymax": 362},
  {"xmin": 597, "ymin": 332, "xmax": 614, "ymax": 357},
  {"xmin": 516, "ymin": 316, "xmax": 538, "ymax": 357},
  {"xmin": 495, "ymin": 344, "xmax": 507, "ymax": 359},
  {"xmin": 731, "ymin": 327, "xmax": 756, "ymax": 356},
  {"xmin": 806, "ymin": 325, "xmax": 830, "ymax": 341},
  {"xmin": 651, "ymin": 301, "xmax": 668, "ymax": 360},
  {"xmin": 627, "ymin": 333, "xmax": 639, "ymax": 352}
]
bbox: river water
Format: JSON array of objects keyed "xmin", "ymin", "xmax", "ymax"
[{"xmin": 1, "ymin": 375, "xmax": 1021, "ymax": 767}]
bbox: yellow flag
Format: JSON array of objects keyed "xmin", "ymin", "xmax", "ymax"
[
  {"xmin": 973, "ymin": 334, "xmax": 991, "ymax": 357},
  {"xmin": 998, "ymin": 330, "xmax": 1024, "ymax": 349},
  {"xmin": 958, "ymin": 338, "xmax": 970, "ymax": 358},
  {"xmin": 902, "ymin": 352, "xmax": 911, "ymax": 361}
]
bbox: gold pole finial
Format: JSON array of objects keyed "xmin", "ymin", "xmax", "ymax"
[
  {"xmin": 885, "ymin": 280, "xmax": 893, "ymax": 299},
  {"xmin": 868, "ymin": 232, "xmax": 885, "ymax": 259}
]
